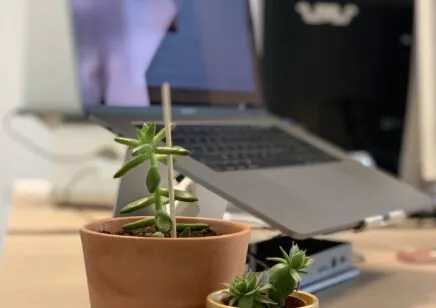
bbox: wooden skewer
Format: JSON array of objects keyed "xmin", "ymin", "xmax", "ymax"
[{"xmin": 161, "ymin": 82, "xmax": 177, "ymax": 238}]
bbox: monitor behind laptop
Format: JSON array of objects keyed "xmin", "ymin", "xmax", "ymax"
[{"xmin": 69, "ymin": 0, "xmax": 262, "ymax": 112}]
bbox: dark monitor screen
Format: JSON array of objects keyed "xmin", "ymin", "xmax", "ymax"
[{"xmin": 69, "ymin": 0, "xmax": 260, "ymax": 108}]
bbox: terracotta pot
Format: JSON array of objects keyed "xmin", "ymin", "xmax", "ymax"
[
  {"xmin": 206, "ymin": 290, "xmax": 319, "ymax": 308},
  {"xmin": 80, "ymin": 216, "xmax": 250, "ymax": 308}
]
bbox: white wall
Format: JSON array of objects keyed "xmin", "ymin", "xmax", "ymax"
[
  {"xmin": 0, "ymin": 0, "xmax": 54, "ymax": 248},
  {"xmin": 0, "ymin": 0, "xmax": 53, "ymax": 182}
]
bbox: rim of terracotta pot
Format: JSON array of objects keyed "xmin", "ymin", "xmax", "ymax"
[
  {"xmin": 206, "ymin": 289, "xmax": 319, "ymax": 308},
  {"xmin": 80, "ymin": 216, "xmax": 251, "ymax": 241}
]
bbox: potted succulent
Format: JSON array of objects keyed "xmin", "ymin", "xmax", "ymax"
[
  {"xmin": 80, "ymin": 84, "xmax": 251, "ymax": 308},
  {"xmin": 206, "ymin": 244, "xmax": 319, "ymax": 308}
]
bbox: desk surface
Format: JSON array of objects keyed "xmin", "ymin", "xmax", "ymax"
[{"xmin": 1, "ymin": 186, "xmax": 436, "ymax": 308}]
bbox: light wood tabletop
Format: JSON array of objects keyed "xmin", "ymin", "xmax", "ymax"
[{"xmin": 1, "ymin": 184, "xmax": 436, "ymax": 307}]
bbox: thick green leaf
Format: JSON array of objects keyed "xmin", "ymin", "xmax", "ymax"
[
  {"xmin": 160, "ymin": 188, "xmax": 198, "ymax": 202},
  {"xmin": 259, "ymin": 283, "xmax": 274, "ymax": 293},
  {"xmin": 151, "ymin": 231, "xmax": 165, "ymax": 238},
  {"xmin": 155, "ymin": 210, "xmax": 172, "ymax": 233},
  {"xmin": 153, "ymin": 123, "xmax": 175, "ymax": 145},
  {"xmin": 113, "ymin": 154, "xmax": 147, "ymax": 178},
  {"xmin": 120, "ymin": 196, "xmax": 155, "ymax": 214},
  {"xmin": 238, "ymin": 296, "xmax": 254, "ymax": 308},
  {"xmin": 291, "ymin": 253, "xmax": 305, "ymax": 269},
  {"xmin": 245, "ymin": 288, "xmax": 260, "ymax": 297},
  {"xmin": 179, "ymin": 227, "xmax": 191, "ymax": 238},
  {"xmin": 247, "ymin": 273, "xmax": 257, "ymax": 290},
  {"xmin": 266, "ymin": 257, "xmax": 287, "ymax": 264},
  {"xmin": 175, "ymin": 223, "xmax": 208, "ymax": 231},
  {"xmin": 160, "ymin": 196, "xmax": 170, "ymax": 206},
  {"xmin": 253, "ymin": 301, "xmax": 268, "ymax": 308},
  {"xmin": 255, "ymin": 295, "xmax": 276, "ymax": 305},
  {"xmin": 289, "ymin": 243, "xmax": 301, "ymax": 257},
  {"xmin": 114, "ymin": 137, "xmax": 140, "ymax": 147},
  {"xmin": 140, "ymin": 123, "xmax": 149, "ymax": 131},
  {"xmin": 280, "ymin": 246, "xmax": 289, "ymax": 257},
  {"xmin": 145, "ymin": 124, "xmax": 156, "ymax": 143},
  {"xmin": 136, "ymin": 128, "xmax": 146, "ymax": 141},
  {"xmin": 146, "ymin": 166, "xmax": 160, "ymax": 193},
  {"xmin": 132, "ymin": 143, "xmax": 152, "ymax": 156},
  {"xmin": 155, "ymin": 146, "xmax": 190, "ymax": 156},
  {"xmin": 304, "ymin": 258, "xmax": 314, "ymax": 267},
  {"xmin": 121, "ymin": 217, "xmax": 155, "ymax": 231},
  {"xmin": 155, "ymin": 154, "xmax": 176, "ymax": 164}
]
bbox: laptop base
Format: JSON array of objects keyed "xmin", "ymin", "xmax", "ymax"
[{"xmin": 247, "ymin": 236, "xmax": 359, "ymax": 293}]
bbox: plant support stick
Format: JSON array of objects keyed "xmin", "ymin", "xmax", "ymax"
[{"xmin": 162, "ymin": 82, "xmax": 177, "ymax": 238}]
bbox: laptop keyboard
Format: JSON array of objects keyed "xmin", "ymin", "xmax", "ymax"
[{"xmin": 136, "ymin": 124, "xmax": 338, "ymax": 172}]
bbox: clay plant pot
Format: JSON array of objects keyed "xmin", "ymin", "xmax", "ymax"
[
  {"xmin": 206, "ymin": 290, "xmax": 319, "ymax": 308},
  {"xmin": 80, "ymin": 216, "xmax": 250, "ymax": 308}
]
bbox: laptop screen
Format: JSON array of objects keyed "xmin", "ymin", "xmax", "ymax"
[{"xmin": 69, "ymin": 0, "xmax": 260, "ymax": 109}]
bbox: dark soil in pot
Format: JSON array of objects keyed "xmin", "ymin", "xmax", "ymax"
[
  {"xmin": 221, "ymin": 294, "xmax": 307, "ymax": 308},
  {"xmin": 100, "ymin": 225, "xmax": 218, "ymax": 238},
  {"xmin": 285, "ymin": 296, "xmax": 307, "ymax": 307}
]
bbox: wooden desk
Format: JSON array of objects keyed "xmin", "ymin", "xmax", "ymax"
[{"xmin": 1, "ymin": 187, "xmax": 436, "ymax": 308}]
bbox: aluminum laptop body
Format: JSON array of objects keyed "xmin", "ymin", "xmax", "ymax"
[{"xmin": 68, "ymin": 0, "xmax": 431, "ymax": 238}]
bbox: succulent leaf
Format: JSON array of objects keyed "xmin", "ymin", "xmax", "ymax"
[
  {"xmin": 160, "ymin": 188, "xmax": 198, "ymax": 202},
  {"xmin": 238, "ymin": 296, "xmax": 254, "ymax": 308},
  {"xmin": 155, "ymin": 210, "xmax": 172, "ymax": 233},
  {"xmin": 136, "ymin": 128, "xmax": 146, "ymax": 141},
  {"xmin": 121, "ymin": 218, "xmax": 155, "ymax": 231},
  {"xmin": 153, "ymin": 123, "xmax": 175, "ymax": 145},
  {"xmin": 114, "ymin": 137, "xmax": 140, "ymax": 147},
  {"xmin": 145, "ymin": 124, "xmax": 156, "ymax": 143},
  {"xmin": 156, "ymin": 154, "xmax": 176, "ymax": 164},
  {"xmin": 132, "ymin": 144, "xmax": 152, "ymax": 156},
  {"xmin": 179, "ymin": 227, "xmax": 191, "ymax": 238},
  {"xmin": 113, "ymin": 154, "xmax": 148, "ymax": 178},
  {"xmin": 151, "ymin": 231, "xmax": 165, "ymax": 238},
  {"xmin": 120, "ymin": 196, "xmax": 155, "ymax": 214},
  {"xmin": 155, "ymin": 146, "xmax": 189, "ymax": 156},
  {"xmin": 146, "ymin": 166, "xmax": 160, "ymax": 193},
  {"xmin": 223, "ymin": 271, "xmax": 276, "ymax": 308}
]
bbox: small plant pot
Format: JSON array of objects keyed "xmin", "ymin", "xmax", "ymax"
[
  {"xmin": 206, "ymin": 289, "xmax": 319, "ymax": 308},
  {"xmin": 80, "ymin": 216, "xmax": 250, "ymax": 308}
]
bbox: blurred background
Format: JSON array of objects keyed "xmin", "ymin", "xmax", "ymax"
[
  {"xmin": 2, "ymin": 0, "xmax": 436, "ymax": 306},
  {"xmin": 1, "ymin": 0, "xmax": 424, "ymax": 205}
]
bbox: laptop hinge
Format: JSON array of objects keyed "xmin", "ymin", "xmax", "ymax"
[{"xmin": 354, "ymin": 210, "xmax": 407, "ymax": 232}]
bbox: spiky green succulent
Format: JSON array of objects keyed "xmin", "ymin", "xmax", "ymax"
[
  {"xmin": 113, "ymin": 123, "xmax": 207, "ymax": 235},
  {"xmin": 266, "ymin": 244, "xmax": 313, "ymax": 307},
  {"xmin": 223, "ymin": 243, "xmax": 313, "ymax": 308},
  {"xmin": 223, "ymin": 271, "xmax": 276, "ymax": 308}
]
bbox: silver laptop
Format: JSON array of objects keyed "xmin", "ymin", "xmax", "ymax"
[{"xmin": 69, "ymin": 0, "xmax": 431, "ymax": 238}]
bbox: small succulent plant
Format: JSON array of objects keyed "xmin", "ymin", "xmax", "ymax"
[
  {"xmin": 267, "ymin": 245, "xmax": 313, "ymax": 307},
  {"xmin": 223, "ymin": 243, "xmax": 313, "ymax": 308},
  {"xmin": 113, "ymin": 123, "xmax": 207, "ymax": 236},
  {"xmin": 224, "ymin": 272, "xmax": 276, "ymax": 308}
]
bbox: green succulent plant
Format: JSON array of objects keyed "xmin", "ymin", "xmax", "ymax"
[
  {"xmin": 223, "ymin": 243, "xmax": 313, "ymax": 308},
  {"xmin": 114, "ymin": 123, "xmax": 208, "ymax": 236},
  {"xmin": 267, "ymin": 245, "xmax": 313, "ymax": 307},
  {"xmin": 224, "ymin": 272, "xmax": 276, "ymax": 308}
]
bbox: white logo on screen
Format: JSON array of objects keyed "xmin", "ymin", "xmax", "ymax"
[{"xmin": 295, "ymin": 2, "xmax": 359, "ymax": 26}]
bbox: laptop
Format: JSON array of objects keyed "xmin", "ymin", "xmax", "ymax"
[{"xmin": 69, "ymin": 0, "xmax": 431, "ymax": 238}]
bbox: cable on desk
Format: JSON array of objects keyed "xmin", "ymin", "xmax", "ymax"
[
  {"xmin": 3, "ymin": 109, "xmax": 98, "ymax": 164},
  {"xmin": 59, "ymin": 166, "xmax": 100, "ymax": 205}
]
